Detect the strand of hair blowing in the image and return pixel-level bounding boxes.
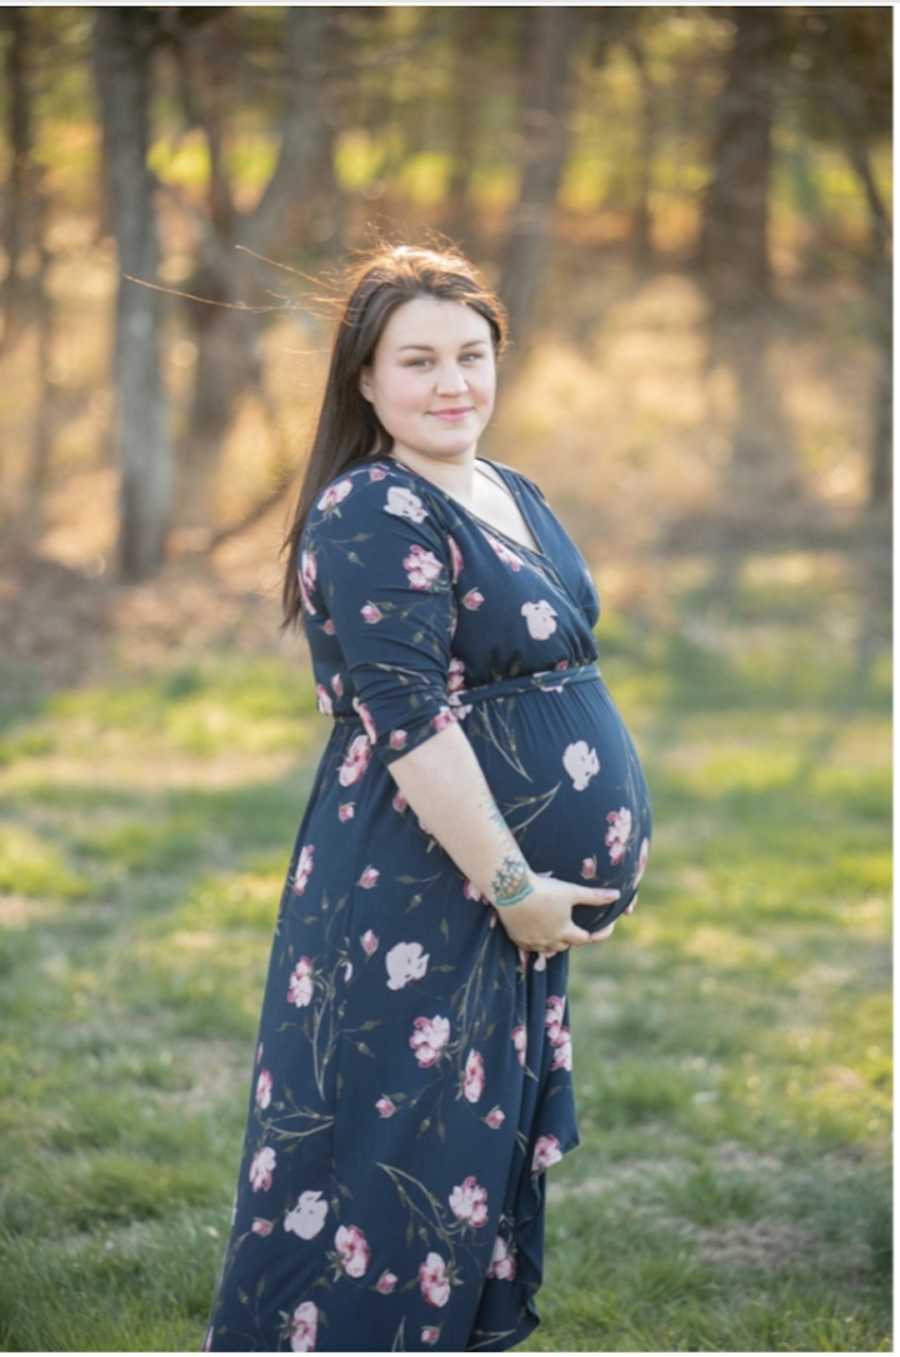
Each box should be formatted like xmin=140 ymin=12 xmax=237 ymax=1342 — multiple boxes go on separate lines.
xmin=278 ymin=236 xmax=508 ymax=636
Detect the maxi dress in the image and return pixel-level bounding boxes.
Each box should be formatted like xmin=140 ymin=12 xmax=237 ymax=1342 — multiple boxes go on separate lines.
xmin=204 ymin=454 xmax=653 ymax=1354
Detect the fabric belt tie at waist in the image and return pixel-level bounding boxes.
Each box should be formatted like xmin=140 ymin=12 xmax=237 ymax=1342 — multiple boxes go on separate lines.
xmin=329 ymin=660 xmax=601 ymax=724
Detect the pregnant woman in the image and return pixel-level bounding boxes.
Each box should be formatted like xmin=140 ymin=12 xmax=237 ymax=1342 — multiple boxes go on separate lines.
xmin=204 ymin=242 xmax=652 ymax=1353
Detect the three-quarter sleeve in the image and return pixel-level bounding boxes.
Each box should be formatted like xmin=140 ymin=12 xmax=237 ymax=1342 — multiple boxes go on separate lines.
xmin=300 ymin=467 xmax=462 ymax=767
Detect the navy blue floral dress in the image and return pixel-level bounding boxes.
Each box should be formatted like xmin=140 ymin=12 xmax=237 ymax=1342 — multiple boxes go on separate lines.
xmin=204 ymin=455 xmax=652 ymax=1353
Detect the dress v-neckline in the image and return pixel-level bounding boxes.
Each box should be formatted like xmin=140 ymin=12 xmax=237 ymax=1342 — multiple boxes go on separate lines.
xmin=382 ymin=455 xmax=550 ymax=560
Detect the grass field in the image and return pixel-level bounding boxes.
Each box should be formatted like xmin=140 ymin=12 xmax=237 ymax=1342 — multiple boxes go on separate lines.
xmin=0 ymin=580 xmax=890 ymax=1353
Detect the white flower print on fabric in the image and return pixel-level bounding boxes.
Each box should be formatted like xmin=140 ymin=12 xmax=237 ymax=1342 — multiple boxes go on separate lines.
xmin=418 ymin=1251 xmax=451 ymax=1307
xmin=252 ymin=1217 xmax=274 ymax=1236
xmin=410 ymin=1014 xmax=450 ymax=1067
xmin=255 ymin=1069 xmax=273 ymax=1109
xmin=448 ymin=1174 xmax=488 ymax=1228
xmin=375 ymin=1095 xmax=397 ymax=1118
xmin=386 ymin=941 xmax=430 ymax=990
xmin=511 ymin=1024 xmax=527 ymax=1067
xmin=284 ymin=1190 xmax=329 ymax=1241
xmin=422 ymin=1325 xmax=441 ymax=1345
xmin=289 ymin=1300 xmax=318 ymax=1353
xmin=315 ymin=683 xmax=333 ymax=716
xmin=545 ymin=996 xmax=566 ymax=1044
xmin=335 ymin=1224 xmax=371 ymax=1278
xmin=249 ymin=1146 xmax=276 ymax=1192
xmin=484 ymin=1105 xmax=505 ymax=1129
xmin=605 ymin=805 xmax=633 ymax=865
xmin=484 ymin=532 xmax=524 ymax=572
xmin=287 ymin=956 xmax=315 ymax=1009
xmin=292 ymin=844 xmax=314 ymax=894
xmin=521 ymin=599 xmax=558 ymax=639
xmin=383 ymin=483 xmax=430 ymax=525
xmin=563 ymin=739 xmax=601 ymax=791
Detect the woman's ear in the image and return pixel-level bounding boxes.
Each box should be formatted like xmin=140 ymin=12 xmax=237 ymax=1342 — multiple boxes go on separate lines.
xmin=358 ymin=366 xmax=372 ymax=404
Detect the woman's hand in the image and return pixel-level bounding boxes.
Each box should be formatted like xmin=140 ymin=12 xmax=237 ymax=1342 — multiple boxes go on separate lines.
xmin=494 ymin=873 xmax=622 ymax=956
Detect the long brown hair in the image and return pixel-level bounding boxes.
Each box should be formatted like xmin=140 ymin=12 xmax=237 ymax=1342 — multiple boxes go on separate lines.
xmin=278 ymin=241 xmax=509 ymax=635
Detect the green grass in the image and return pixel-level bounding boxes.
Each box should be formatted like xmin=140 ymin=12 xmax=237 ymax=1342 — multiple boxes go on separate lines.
xmin=0 ymin=597 xmax=890 ymax=1352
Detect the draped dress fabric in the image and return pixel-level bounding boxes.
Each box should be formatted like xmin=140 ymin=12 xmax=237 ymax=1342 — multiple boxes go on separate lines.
xmin=203 ymin=455 xmax=653 ymax=1353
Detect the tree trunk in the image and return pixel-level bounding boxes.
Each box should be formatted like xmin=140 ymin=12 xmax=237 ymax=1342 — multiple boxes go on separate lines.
xmin=698 ymin=7 xmax=775 ymax=306
xmin=0 ymin=10 xmax=30 ymax=355
xmin=93 ymin=8 xmax=172 ymax=580
xmin=497 ymin=6 xmax=583 ymax=363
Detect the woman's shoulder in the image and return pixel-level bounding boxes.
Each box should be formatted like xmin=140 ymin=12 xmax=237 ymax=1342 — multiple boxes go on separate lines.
xmin=303 ymin=457 xmax=450 ymax=551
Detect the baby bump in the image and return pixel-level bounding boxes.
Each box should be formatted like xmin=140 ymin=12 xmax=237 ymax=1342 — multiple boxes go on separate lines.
xmin=461 ymin=678 xmax=653 ymax=934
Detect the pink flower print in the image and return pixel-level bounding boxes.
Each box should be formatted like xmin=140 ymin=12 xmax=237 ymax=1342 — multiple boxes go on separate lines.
xmin=545 ymin=995 xmax=566 ymax=1044
xmin=511 ymin=1024 xmax=527 ymax=1067
xmin=330 ymin=672 xmax=344 ymax=698
xmin=299 ymin=550 xmax=318 ymax=615
xmin=461 ymin=588 xmax=485 ymax=610
xmin=314 ymin=684 xmax=333 ymax=716
xmin=404 ymin=543 xmax=444 ymax=590
xmin=255 ymin=1068 xmax=273 ymax=1109
xmin=634 ymin=836 xmax=650 ymax=887
xmin=386 ymin=940 xmax=430 ymax=990
xmin=422 ymin=1326 xmax=441 ymax=1345
xmin=532 ymin=1134 xmax=563 ymax=1172
xmin=343 ymin=960 xmax=353 ymax=982
xmin=448 ymin=533 xmax=463 ymax=582
xmin=485 ymin=1105 xmax=505 ymax=1129
xmin=488 ymin=531 xmax=523 ymax=569
xmin=463 ymin=878 xmax=489 ymax=905
xmin=361 ymin=602 xmax=384 ymax=625
xmin=292 ymin=844 xmax=314 ymax=894
xmin=335 ymin=1224 xmax=371 ymax=1278
xmin=357 ymin=865 xmax=380 ymax=889
xmin=418 ymin=1251 xmax=451 ymax=1307
xmin=360 ymin=928 xmax=379 ymax=957
xmin=605 ymin=805 xmax=633 ymax=865
xmin=249 ymin=1145 xmax=276 ymax=1192
xmin=352 ymin=697 xmax=377 ymax=744
xmin=563 ymin=739 xmax=600 ymax=792
xmin=284 ymin=1189 xmax=328 ymax=1240
xmin=339 ymin=733 xmax=371 ymax=787
xmin=369 ymin=464 xmax=388 ymax=481
xmin=375 ymin=1095 xmax=396 ymax=1118
xmin=431 ymin=705 xmax=461 ymax=735
xmin=287 ymin=956 xmax=315 ymax=1009
xmin=486 ymin=1234 xmax=516 ymax=1280
xmin=317 ymin=478 xmax=353 ymax=512
xmin=533 ymin=951 xmax=547 ymax=972
xmin=448 ymin=656 xmax=466 ymax=693
xmin=289 ymin=1300 xmax=318 ymax=1353
xmin=323 ymin=618 xmax=336 ymax=635
xmin=388 ymin=728 xmax=409 ymax=753
xmin=463 ymin=1048 xmax=485 ymax=1103
xmin=391 ymin=788 xmax=408 ymax=812
xmin=581 ymin=854 xmax=597 ymax=879
xmin=375 ymin=1269 xmax=398 ymax=1294
xmin=449 ymin=1174 xmax=488 ymax=1228
xmin=550 ymin=1028 xmax=572 ymax=1071
xmin=252 ymin=1217 xmax=274 ymax=1236
xmin=338 ymin=801 xmax=355 ymax=822
xmin=410 ymin=1014 xmax=450 ymax=1068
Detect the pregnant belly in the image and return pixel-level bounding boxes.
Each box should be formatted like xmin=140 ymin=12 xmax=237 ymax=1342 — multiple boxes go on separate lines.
xmin=460 ymin=676 xmax=653 ymax=934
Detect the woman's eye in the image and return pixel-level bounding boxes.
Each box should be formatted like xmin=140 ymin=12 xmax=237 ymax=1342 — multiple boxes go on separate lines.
xmin=405 ymin=353 xmax=483 ymax=368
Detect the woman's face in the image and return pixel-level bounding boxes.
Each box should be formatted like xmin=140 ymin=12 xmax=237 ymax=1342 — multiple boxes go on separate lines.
xmin=358 ymin=295 xmax=496 ymax=463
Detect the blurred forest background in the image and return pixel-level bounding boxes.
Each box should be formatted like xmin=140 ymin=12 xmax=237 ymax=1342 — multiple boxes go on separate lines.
xmin=0 ymin=4 xmax=891 ymax=688
xmin=0 ymin=7 xmax=892 ymax=1353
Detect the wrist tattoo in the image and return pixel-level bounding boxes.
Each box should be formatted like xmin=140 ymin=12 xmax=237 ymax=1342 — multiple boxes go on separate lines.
xmin=491 ymin=853 xmax=534 ymax=908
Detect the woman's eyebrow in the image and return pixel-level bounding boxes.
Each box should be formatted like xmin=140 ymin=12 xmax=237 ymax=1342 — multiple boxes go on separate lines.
xmin=396 ymin=340 xmax=487 ymax=352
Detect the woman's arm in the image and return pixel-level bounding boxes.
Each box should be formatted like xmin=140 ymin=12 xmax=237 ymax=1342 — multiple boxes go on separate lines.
xmin=386 ymin=719 xmax=535 ymax=908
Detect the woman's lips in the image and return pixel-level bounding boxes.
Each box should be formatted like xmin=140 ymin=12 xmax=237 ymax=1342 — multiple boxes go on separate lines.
xmin=431 ymin=408 xmax=473 ymax=421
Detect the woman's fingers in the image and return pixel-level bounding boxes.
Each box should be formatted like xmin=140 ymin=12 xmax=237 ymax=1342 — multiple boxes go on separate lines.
xmin=624 ymin=892 xmax=640 ymax=916
xmin=588 ymin=920 xmax=617 ymax=943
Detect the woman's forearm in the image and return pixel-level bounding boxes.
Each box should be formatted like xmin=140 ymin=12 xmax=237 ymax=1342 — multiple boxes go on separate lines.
xmin=385 ymin=721 xmax=535 ymax=908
